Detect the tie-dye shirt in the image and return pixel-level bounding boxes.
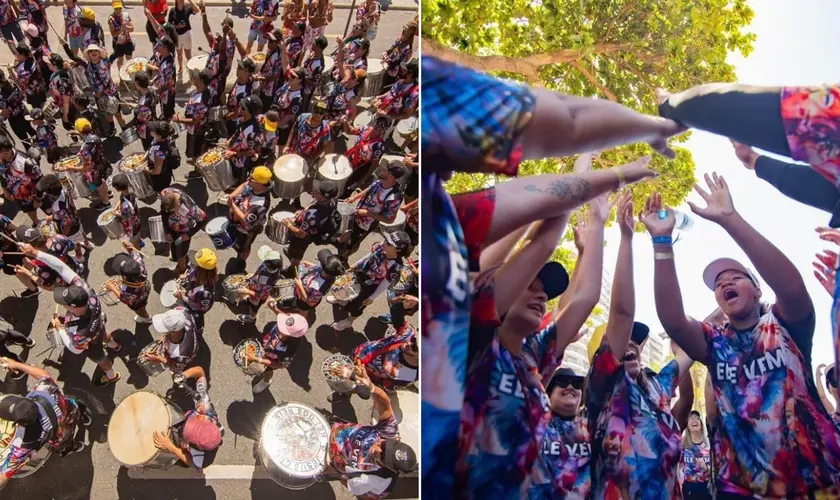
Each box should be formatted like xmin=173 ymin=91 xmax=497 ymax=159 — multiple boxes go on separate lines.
xmin=248 ymin=0 xmax=278 ymax=31
xmin=353 ymin=323 xmax=417 ymax=389
xmin=161 ymin=188 xmax=207 ymax=235
xmin=527 ymin=412 xmax=592 ymax=500
xmin=377 ymin=80 xmax=418 ymax=117
xmin=153 ymin=55 xmax=176 ymax=104
xmin=330 ymin=414 xmax=398 ymax=473
xmin=230 ymin=184 xmax=269 ymax=233
xmin=245 ymin=263 xmax=282 ymax=304
xmin=85 ymin=59 xmax=116 ymax=97
xmin=1 ymin=153 xmax=41 ymax=201
xmin=382 ymin=40 xmax=412 ymax=77
xmin=272 ymin=83 xmax=302 ymax=127
xmin=345 ymin=125 xmax=385 ymax=170
xmin=587 ymin=347 xmax=682 ymax=500
xmin=355 ymin=243 xmax=402 ymax=287
xmin=184 ymin=88 xmax=212 ymax=135
xmin=64 ymin=4 xmax=83 ymax=38
xmin=15 ymin=58 xmax=44 ymax=98
xmin=702 ymin=307 xmax=840 ymax=497
xmin=301 ymin=52 xmax=324 ymax=93
xmin=48 ymin=72 xmax=74 ymax=110
xmin=34 ymin=122 xmax=57 ymax=151
xmin=291 ymin=113 xmax=331 ymax=159
xmin=259 ymin=49 xmax=283 ymax=97
xmin=0 ymin=0 xmax=14 ymax=26
xmin=421 ymin=56 xmax=535 ymax=498
xmin=118 ymin=193 xmax=140 ymax=237
xmin=296 ymin=262 xmax=333 ymax=307
xmin=183 ymin=266 xmax=215 ymax=314
xmin=780 ymin=85 xmax=840 ymax=189
xmin=229 ymin=118 xmax=261 ymax=170
xmin=0 ymin=84 xmax=26 ymax=117
xmin=134 ymin=90 xmax=158 ymax=138
xmin=355 ymin=180 xmax=402 ymax=231
xmin=260 ymin=324 xmax=300 ymax=368
xmin=680 ymin=442 xmax=711 ymax=484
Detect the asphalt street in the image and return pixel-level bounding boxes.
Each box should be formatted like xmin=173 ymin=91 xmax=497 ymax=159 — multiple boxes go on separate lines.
xmin=0 ymin=2 xmax=418 ymax=499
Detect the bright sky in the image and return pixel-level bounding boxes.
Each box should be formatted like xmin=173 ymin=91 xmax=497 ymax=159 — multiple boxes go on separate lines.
xmin=600 ymin=0 xmax=840 ymax=372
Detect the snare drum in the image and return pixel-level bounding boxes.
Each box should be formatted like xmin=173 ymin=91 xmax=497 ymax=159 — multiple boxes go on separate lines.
xmin=272 ymin=155 xmax=308 ymax=199
xmin=186 ymin=54 xmax=208 ymax=82
xmin=108 ymin=392 xmax=185 ymax=469
xmin=233 ymin=339 xmax=267 ymax=376
xmin=259 ymin=402 xmax=330 ymax=489
xmin=321 ymin=354 xmax=355 ymax=393
xmin=42 ymin=96 xmax=60 ymax=119
xmin=138 ymin=340 xmax=166 ymax=376
xmin=205 ymin=217 xmax=236 ymax=250
xmin=361 ymin=58 xmax=386 ymax=97
xmin=330 ymin=273 xmax=361 ymax=302
xmin=97 ymin=277 xmax=122 ymax=306
xmin=221 ymin=274 xmax=248 ymax=304
xmin=267 ymin=211 xmax=294 ymax=245
xmin=120 ymin=57 xmax=149 ymax=83
xmin=97 ymin=95 xmax=119 ymax=115
xmin=393 ymin=117 xmax=418 ymax=150
xmin=0 ymin=398 xmax=52 ymax=478
xmin=272 ymin=279 xmax=295 ymax=301
xmin=315 ymin=154 xmax=353 ymax=194
xmin=379 ymin=210 xmax=406 ymax=235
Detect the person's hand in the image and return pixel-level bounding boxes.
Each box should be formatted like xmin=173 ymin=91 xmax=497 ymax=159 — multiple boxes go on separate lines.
xmin=588 ymin=191 xmax=612 ymax=225
xmin=817 ymin=227 xmax=840 ymax=246
xmin=107 ymin=282 xmax=119 ymax=294
xmin=120 ymin=240 xmax=134 ymax=251
xmin=198 ymin=0 xmax=205 ymax=13
xmin=813 ymin=248 xmax=837 ymax=296
xmin=282 ymin=217 xmax=294 ymax=227
xmin=356 ymin=208 xmax=370 ymax=217
xmin=818 ymin=363 xmax=827 ymax=375
xmin=282 ymin=146 xmax=291 ymax=154
xmin=224 ymin=149 xmax=236 ymax=159
xmin=613 ymin=155 xmax=656 ymax=186
xmin=731 ymin=140 xmax=759 ymax=170
xmin=402 ymin=295 xmax=418 ymax=309
xmin=335 ymin=36 xmax=343 ymax=47
xmin=687 ymin=172 xmax=737 ymax=224
xmin=646 ymin=119 xmax=686 ymax=159
xmin=153 ymin=431 xmax=173 ymax=451
xmin=245 ymin=353 xmax=257 ymax=362
xmin=175 ymin=289 xmax=185 ymax=300
xmin=615 ymin=190 xmax=635 ymax=237
xmin=639 ymin=191 xmax=675 ymax=238
xmin=19 ymin=243 xmax=37 ymax=258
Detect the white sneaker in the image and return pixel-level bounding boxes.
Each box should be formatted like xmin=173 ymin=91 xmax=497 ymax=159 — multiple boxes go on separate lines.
xmin=252 ymin=377 xmax=271 ymax=394
xmin=217 ymin=194 xmax=229 ymax=206
xmin=332 ymin=319 xmax=353 ymax=331
xmin=134 ymin=315 xmax=152 ymax=324
xmin=325 ymin=295 xmax=340 ymax=305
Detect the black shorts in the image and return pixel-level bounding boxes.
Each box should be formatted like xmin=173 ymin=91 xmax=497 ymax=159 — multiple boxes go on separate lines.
xmin=112 ymin=41 xmax=135 ymax=58
xmin=186 ymin=131 xmax=205 ymax=159
xmin=233 ymin=228 xmax=258 ymax=254
xmin=16 ymin=198 xmax=37 ymax=213
xmin=161 ymin=92 xmax=176 ymax=119
xmin=285 ymin=234 xmax=311 ymax=260
xmin=83 ymin=336 xmax=107 ymax=364
xmin=1 ymin=252 xmax=23 ymax=275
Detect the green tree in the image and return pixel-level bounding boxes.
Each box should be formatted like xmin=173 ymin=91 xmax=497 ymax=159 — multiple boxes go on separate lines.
xmin=428 ymin=0 xmax=755 ymax=279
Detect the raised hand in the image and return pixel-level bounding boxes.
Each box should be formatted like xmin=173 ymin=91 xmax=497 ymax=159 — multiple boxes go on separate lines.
xmin=647 ymin=119 xmax=686 ymax=159
xmin=731 ymin=140 xmax=758 ymax=170
xmin=615 ymin=190 xmax=635 ymax=237
xmin=813 ymin=248 xmax=837 ymax=296
xmin=817 ymin=227 xmax=840 ymax=246
xmin=588 ymin=191 xmax=613 ymax=225
xmin=687 ymin=172 xmax=736 ymax=224
xmin=640 ymin=191 xmax=675 ymax=237
xmin=614 ymin=155 xmax=655 ymax=186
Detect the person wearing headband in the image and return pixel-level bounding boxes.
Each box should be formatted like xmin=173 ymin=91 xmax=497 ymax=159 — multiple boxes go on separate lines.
xmin=228 ymin=166 xmax=272 ymax=262
xmin=325 ymin=37 xmax=363 ymax=130
xmin=643 ymin=172 xmax=839 ymax=498
xmin=527 ymin=366 xmax=590 ymax=499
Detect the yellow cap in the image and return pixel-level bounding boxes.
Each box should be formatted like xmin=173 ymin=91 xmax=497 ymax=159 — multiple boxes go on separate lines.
xmin=263 ymin=118 xmax=277 ymax=133
xmin=81 ymin=7 xmax=95 ymax=20
xmin=194 ymin=248 xmax=217 ymax=270
xmin=251 ymin=166 xmax=272 ymax=184
xmin=74 ymin=118 xmax=91 ymax=133
xmin=587 ymin=324 xmax=608 ymax=363
xmin=112 ymin=1 xmax=123 ymax=8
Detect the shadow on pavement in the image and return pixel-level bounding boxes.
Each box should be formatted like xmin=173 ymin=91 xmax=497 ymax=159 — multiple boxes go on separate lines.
xmin=116 ymin=467 xmax=217 ymax=500
xmin=5 ymin=445 xmax=94 ymax=500
xmin=219 ymin=318 xmax=255 ymax=346
xmin=0 ymin=296 xmax=39 ymax=337
xmin=77 ymin=207 xmax=108 ymax=246
xmin=313 ymin=324 xmax=338 ymax=353
xmin=225 ymin=390 xmax=277 ymax=441
xmin=248 ymin=466 xmax=338 ymax=500
xmin=361 ymin=317 xmax=389 ymax=341
xmin=286 ymin=338 xmax=313 ymax=392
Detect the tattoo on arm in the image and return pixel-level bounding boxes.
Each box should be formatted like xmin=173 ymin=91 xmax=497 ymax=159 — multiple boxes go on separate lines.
xmin=524 ymin=177 xmax=591 ymax=202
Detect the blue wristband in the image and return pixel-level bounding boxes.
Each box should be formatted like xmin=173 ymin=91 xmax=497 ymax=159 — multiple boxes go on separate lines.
xmin=652 ymin=235 xmax=672 ymax=245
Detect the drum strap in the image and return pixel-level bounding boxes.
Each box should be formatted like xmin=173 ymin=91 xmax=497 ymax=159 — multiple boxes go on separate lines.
xmin=30 ymin=394 xmax=60 ymax=443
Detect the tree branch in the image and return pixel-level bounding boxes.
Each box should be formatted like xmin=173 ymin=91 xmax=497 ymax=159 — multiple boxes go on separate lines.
xmin=423 ymin=38 xmax=635 ymax=76
xmin=615 ymin=59 xmax=657 ymax=97
xmin=571 ymin=60 xmax=616 ymax=101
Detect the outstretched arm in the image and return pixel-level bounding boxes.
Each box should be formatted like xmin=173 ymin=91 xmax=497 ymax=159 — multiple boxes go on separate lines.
xmin=603 ymin=192 xmax=636 ymax=360
xmin=689 ymin=172 xmax=813 ymax=323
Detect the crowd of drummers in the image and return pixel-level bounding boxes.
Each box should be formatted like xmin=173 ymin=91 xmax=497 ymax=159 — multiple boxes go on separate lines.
xmin=0 ymin=0 xmax=418 ymax=496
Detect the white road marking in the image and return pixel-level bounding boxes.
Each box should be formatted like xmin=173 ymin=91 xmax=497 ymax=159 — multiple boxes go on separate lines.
xmin=127 ymin=464 xmax=274 ymax=480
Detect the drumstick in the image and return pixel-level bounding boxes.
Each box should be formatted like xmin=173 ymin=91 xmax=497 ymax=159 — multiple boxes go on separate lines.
xmin=1 ymin=252 xmax=23 ymax=255
xmin=0 ymin=232 xmax=20 ymax=247
xmin=46 ymin=19 xmax=63 ymax=41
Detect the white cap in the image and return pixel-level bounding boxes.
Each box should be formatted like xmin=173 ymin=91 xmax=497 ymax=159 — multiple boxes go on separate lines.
xmin=702 ymin=257 xmax=759 ymax=291
xmin=152 ymin=309 xmax=187 ymax=333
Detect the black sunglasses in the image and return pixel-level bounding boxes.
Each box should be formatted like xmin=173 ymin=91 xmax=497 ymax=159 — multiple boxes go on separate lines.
xmin=554 ymin=378 xmax=584 ymax=391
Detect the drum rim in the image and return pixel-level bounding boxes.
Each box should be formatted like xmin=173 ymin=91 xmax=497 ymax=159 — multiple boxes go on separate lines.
xmin=107 ymin=391 xmax=173 ymax=466
xmin=206 ymin=217 xmax=229 ymax=233
xmin=259 ymin=401 xmax=330 ymax=479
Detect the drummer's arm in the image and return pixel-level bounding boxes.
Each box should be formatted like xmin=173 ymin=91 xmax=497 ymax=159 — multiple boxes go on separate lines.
xmin=346 ymin=187 xmax=368 ymax=203
xmin=62 ymin=43 xmax=86 ymax=66
xmin=371 ymin=385 xmax=394 ymax=422
xmin=200 ymin=9 xmax=213 ymax=45
xmin=1 ymin=358 xmax=50 ymax=380
xmin=150 ymin=156 xmax=164 ymax=175
xmin=108 ymin=18 xmax=118 ymax=38
xmin=28 ymin=249 xmax=80 ymax=285
xmin=233 ymin=38 xmax=247 ymax=58
xmin=144 ymin=6 xmax=162 ymax=33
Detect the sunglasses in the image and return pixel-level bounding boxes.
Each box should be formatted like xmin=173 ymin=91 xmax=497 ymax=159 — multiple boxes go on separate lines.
xmin=553 ymin=378 xmax=584 ymax=391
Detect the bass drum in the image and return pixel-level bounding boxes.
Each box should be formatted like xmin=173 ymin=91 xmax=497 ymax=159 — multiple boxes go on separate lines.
xmin=108 ymin=391 xmax=185 ymax=469
xmin=259 ymin=402 xmax=330 ymax=489
xmin=0 ymin=395 xmax=52 ymax=479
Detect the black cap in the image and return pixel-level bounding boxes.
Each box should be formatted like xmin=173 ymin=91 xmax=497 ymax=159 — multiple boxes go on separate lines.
xmin=49 ymin=53 xmax=65 ymax=69
xmin=383 ymin=231 xmax=411 ymax=251
xmin=631 ymin=321 xmax=650 ymax=345
xmin=828 ymin=366 xmax=837 ymax=388
xmin=385 ymin=162 xmax=406 ymax=179
xmin=15 ymin=225 xmax=40 ymax=243
xmin=546 ymin=366 xmax=584 ymax=394
xmin=240 ymin=95 xmax=262 ymax=116
xmin=316 ymin=248 xmax=334 ymax=267
xmin=237 ymin=58 xmax=256 ymax=73
xmin=54 ymin=285 xmax=90 ymax=307
xmin=111 ymin=173 xmax=130 ymax=190
xmin=314 ymin=180 xmax=338 ymax=199
xmin=25 ymin=108 xmax=44 ymax=121
xmin=689 ymin=409 xmax=702 ymax=417
xmin=112 ymin=253 xmax=143 ymax=279
xmin=159 ymin=35 xmax=176 ymax=52
xmin=0 ymin=395 xmax=38 ymax=424
xmin=536 ymin=262 xmax=569 ymax=300
xmin=381 ymin=439 xmax=416 ymax=473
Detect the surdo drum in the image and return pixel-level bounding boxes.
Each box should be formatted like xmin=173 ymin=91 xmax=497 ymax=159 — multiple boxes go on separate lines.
xmin=258 ymin=402 xmax=331 ymax=489
xmin=205 ymin=217 xmax=236 ymax=250
xmin=315 ymin=154 xmax=353 ymax=194
xmin=108 ymin=391 xmax=185 ymax=469
xmin=361 ymin=58 xmax=386 ymax=97
xmin=272 ymin=155 xmax=309 ymax=199
xmin=267 ymin=211 xmax=294 ymax=245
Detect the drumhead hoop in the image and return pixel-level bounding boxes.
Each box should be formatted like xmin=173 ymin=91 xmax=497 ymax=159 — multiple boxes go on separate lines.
xmin=273 ymin=155 xmax=307 ymax=181
xmin=108 ymin=391 xmax=171 ymax=466
xmin=260 ymin=402 xmax=330 ymax=480
xmin=272 ymin=211 xmax=294 ymax=223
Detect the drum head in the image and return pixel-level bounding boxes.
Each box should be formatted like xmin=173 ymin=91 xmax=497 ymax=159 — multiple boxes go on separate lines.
xmin=367 ymin=58 xmax=385 ymax=73
xmin=352 ymin=111 xmax=374 ymax=129
xmin=316 ymin=154 xmax=352 ymax=181
xmin=187 ymin=54 xmax=208 ymax=70
xmin=260 ymin=403 xmax=330 ymax=480
xmin=233 ymin=339 xmax=265 ymax=375
xmin=321 ymin=354 xmax=353 ymax=381
xmin=323 ymin=56 xmax=334 ymax=72
xmin=273 ymin=155 xmax=307 ymax=182
xmin=108 ymin=392 xmax=171 ymax=466
xmin=272 ymin=211 xmax=294 ymax=223
xmin=206 ymin=217 xmax=228 ymax=235
xmin=372 ymin=391 xmax=418 ymax=456
xmin=97 ymin=210 xmax=117 ymax=225
xmin=397 ymin=117 xmax=418 ymax=135
xmin=160 ymin=280 xmax=179 ymax=308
